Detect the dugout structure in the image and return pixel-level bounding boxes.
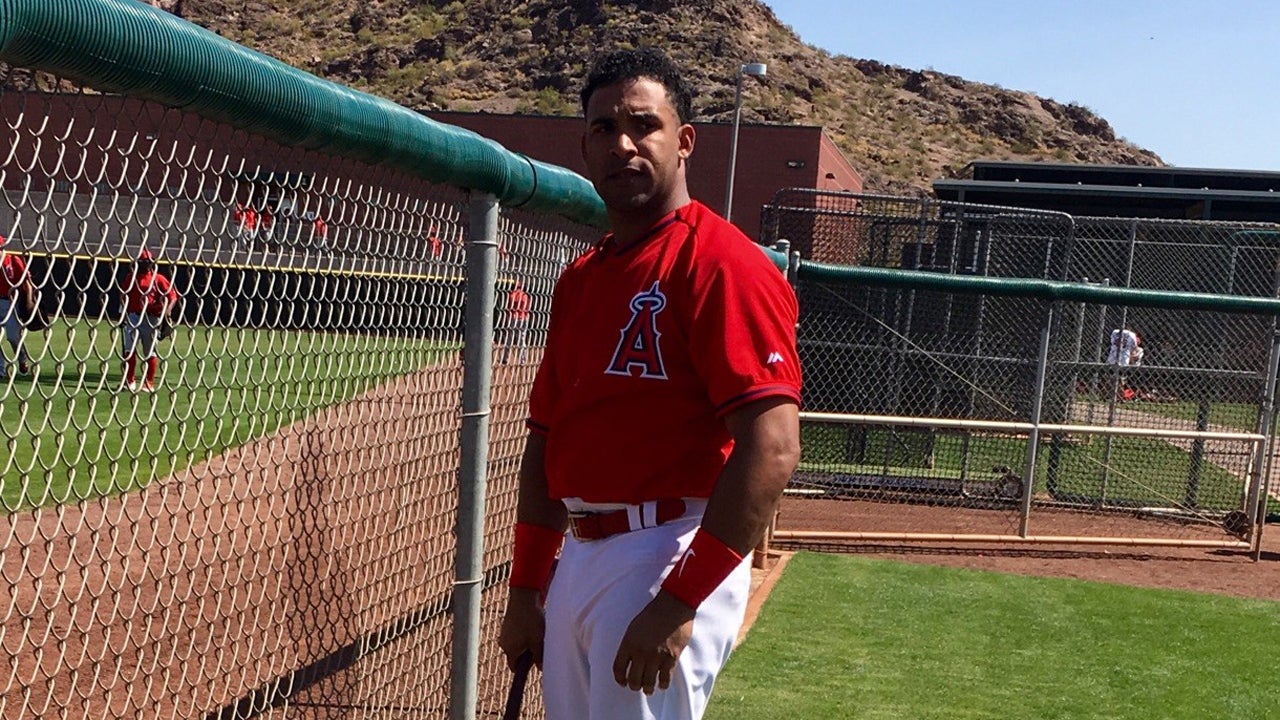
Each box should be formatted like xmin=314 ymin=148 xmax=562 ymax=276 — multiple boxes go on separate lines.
xmin=763 ymin=190 xmax=1279 ymax=550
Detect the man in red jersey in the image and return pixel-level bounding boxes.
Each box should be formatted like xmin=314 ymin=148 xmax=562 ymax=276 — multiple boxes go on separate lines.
xmin=500 ymin=279 xmax=533 ymax=365
xmin=498 ymin=48 xmax=801 ymax=720
xmin=117 ymin=249 xmax=180 ymax=393
xmin=0 ymin=235 xmax=36 ymax=376
xmin=232 ymin=203 xmax=258 ymax=243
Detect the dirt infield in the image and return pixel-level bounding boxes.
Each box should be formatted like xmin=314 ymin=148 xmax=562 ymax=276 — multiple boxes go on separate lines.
xmin=0 ymin=357 xmax=543 ymax=719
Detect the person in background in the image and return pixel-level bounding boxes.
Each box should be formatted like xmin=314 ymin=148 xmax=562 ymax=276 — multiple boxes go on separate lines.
xmin=428 ymin=228 xmax=443 ymax=260
xmin=1107 ymin=326 xmax=1141 ymax=401
xmin=312 ymin=214 xmax=328 ymax=248
xmin=118 ymin=248 xmax=180 ymax=393
xmin=259 ymin=207 xmax=275 ymax=242
xmin=0 ymin=234 xmax=34 ymax=376
xmin=232 ymin=203 xmax=258 ymax=242
xmin=1107 ymin=326 xmax=1139 ymax=366
xmin=500 ymin=280 xmax=532 ymax=365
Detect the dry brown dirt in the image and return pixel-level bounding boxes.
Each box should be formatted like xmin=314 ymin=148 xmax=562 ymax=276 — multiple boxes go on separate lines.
xmin=765 ymin=497 xmax=1280 ymax=603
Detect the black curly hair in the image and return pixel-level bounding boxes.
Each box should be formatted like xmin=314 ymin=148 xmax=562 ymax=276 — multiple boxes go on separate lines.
xmin=580 ymin=47 xmax=695 ymax=125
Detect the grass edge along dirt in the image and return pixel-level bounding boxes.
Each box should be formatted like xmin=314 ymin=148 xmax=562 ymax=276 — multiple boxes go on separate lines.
xmin=1 ymin=317 xmax=458 ymax=511
xmin=708 ymin=552 xmax=1280 ymax=720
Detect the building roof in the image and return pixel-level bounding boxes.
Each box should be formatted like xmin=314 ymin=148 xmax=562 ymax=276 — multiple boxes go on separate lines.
xmin=935 ymin=161 xmax=1280 ymax=221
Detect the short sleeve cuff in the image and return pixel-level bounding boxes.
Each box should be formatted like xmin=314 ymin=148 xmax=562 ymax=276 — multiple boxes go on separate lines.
xmin=714 ymin=384 xmax=801 ymax=417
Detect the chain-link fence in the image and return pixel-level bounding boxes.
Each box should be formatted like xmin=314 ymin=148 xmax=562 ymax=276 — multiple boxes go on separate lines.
xmin=765 ymin=191 xmax=1278 ymax=550
xmin=0 ymin=57 xmax=597 ymax=717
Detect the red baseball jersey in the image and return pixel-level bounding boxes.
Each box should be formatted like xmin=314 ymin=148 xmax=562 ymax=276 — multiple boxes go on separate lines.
xmin=528 ymin=200 xmax=801 ymax=504
xmin=120 ymin=270 xmax=178 ymax=316
xmin=1 ymin=253 xmax=26 ymax=297
xmin=507 ymin=286 xmax=532 ymax=322
xmin=233 ymin=206 xmax=258 ymax=230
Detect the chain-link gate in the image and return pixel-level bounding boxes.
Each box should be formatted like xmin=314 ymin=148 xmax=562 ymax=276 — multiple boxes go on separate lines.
xmin=764 ymin=190 xmax=1277 ymax=551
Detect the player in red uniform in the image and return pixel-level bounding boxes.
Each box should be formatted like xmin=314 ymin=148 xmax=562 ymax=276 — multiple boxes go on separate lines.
xmin=498 ymin=49 xmax=802 ymax=720
xmin=0 ymin=235 xmax=35 ymax=376
xmin=117 ymin=249 xmax=180 ymax=393
xmin=500 ymin=280 xmax=532 ymax=365
xmin=232 ymin=203 xmax=258 ymax=243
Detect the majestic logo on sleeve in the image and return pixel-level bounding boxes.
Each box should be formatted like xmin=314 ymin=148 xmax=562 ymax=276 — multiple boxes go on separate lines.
xmin=605 ymin=281 xmax=668 ymax=380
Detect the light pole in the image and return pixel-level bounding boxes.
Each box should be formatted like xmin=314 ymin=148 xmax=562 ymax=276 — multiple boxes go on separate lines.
xmin=724 ymin=62 xmax=767 ymax=224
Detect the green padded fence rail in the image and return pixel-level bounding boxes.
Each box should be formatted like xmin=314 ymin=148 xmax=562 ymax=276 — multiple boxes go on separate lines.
xmin=758 ymin=244 xmax=786 ymax=271
xmin=801 ymin=261 xmax=1280 ymax=316
xmin=0 ymin=0 xmax=609 ymax=228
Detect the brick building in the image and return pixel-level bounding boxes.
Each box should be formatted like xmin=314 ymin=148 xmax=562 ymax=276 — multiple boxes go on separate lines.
xmin=425 ymin=111 xmax=862 ymax=240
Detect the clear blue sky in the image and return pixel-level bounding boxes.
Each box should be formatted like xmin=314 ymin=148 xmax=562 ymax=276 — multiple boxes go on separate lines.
xmin=766 ymin=0 xmax=1280 ymax=171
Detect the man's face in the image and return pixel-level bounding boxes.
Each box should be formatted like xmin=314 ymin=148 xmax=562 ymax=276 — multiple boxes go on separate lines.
xmin=581 ymin=77 xmax=694 ymax=215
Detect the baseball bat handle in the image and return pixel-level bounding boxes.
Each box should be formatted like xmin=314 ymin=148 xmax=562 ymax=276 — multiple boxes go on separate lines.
xmin=502 ymin=650 xmax=534 ymax=720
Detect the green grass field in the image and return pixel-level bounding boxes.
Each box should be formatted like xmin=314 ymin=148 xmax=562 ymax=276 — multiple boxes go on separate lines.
xmin=800 ymin=424 xmax=1246 ymax=511
xmin=1124 ymin=399 xmax=1260 ymax=433
xmin=1 ymin=318 xmax=456 ymax=510
xmin=708 ymin=553 xmax=1280 ymax=720
xmin=1069 ymin=391 xmax=1261 ymax=434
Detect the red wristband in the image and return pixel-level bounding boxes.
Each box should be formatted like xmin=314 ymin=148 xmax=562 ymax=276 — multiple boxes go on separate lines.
xmin=509 ymin=522 xmax=563 ymax=591
xmin=660 ymin=528 xmax=745 ymax=610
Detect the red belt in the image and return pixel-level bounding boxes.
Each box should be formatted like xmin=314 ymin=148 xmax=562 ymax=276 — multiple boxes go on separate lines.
xmin=568 ymin=500 xmax=687 ymax=541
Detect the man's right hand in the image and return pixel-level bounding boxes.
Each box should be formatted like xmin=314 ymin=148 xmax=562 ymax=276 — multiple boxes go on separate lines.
xmin=498 ymin=587 xmax=546 ymax=671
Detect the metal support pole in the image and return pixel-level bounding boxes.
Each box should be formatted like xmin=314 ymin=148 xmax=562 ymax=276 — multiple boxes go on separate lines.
xmin=1246 ymin=259 xmax=1280 ymax=559
xmin=1247 ymin=328 xmax=1278 ymax=552
xmin=724 ymin=62 xmax=765 ymax=224
xmin=1087 ymin=278 xmax=1110 ymax=427
xmin=1048 ymin=278 xmax=1092 ymax=496
xmin=724 ymin=75 xmax=745 ymax=223
xmin=449 ymin=193 xmax=500 ymax=720
xmin=1019 ymin=304 xmax=1054 ymax=537
xmin=1185 ymin=400 xmax=1209 ymax=509
xmin=1254 ymin=414 xmax=1277 ymax=562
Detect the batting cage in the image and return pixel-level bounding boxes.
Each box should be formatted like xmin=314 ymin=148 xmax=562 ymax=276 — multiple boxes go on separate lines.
xmin=763 ymin=190 xmax=1278 ymax=552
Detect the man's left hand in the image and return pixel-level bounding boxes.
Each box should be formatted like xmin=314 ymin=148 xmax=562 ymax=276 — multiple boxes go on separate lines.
xmin=612 ymin=591 xmax=696 ymax=695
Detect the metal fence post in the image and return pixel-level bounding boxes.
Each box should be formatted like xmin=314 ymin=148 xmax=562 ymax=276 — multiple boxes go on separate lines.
xmin=1020 ymin=304 xmax=1054 ymax=537
xmin=449 ymin=192 xmax=500 ymax=720
xmin=1248 ymin=327 xmax=1280 ymax=559
xmin=1246 ymin=259 xmax=1280 ymax=559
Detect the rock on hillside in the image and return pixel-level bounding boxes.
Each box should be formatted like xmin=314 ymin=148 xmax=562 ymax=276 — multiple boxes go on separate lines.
xmin=150 ymin=0 xmax=1161 ymax=193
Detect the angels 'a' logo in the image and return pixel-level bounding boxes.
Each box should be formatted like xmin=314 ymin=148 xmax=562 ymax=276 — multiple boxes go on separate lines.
xmin=605 ymin=281 xmax=668 ymax=379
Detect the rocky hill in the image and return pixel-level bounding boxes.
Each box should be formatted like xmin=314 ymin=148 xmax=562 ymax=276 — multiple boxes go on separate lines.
xmin=150 ymin=0 xmax=1162 ymax=194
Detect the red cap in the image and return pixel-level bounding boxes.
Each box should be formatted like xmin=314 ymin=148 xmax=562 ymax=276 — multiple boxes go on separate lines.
xmin=0 ymin=234 xmax=6 ymax=248
xmin=138 ymin=248 xmax=154 ymax=260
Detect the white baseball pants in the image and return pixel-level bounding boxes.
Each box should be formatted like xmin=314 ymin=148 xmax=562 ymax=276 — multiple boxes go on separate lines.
xmin=542 ymin=507 xmax=750 ymax=720
xmin=0 ymin=298 xmax=28 ymax=372
xmin=121 ymin=312 xmax=160 ymax=361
